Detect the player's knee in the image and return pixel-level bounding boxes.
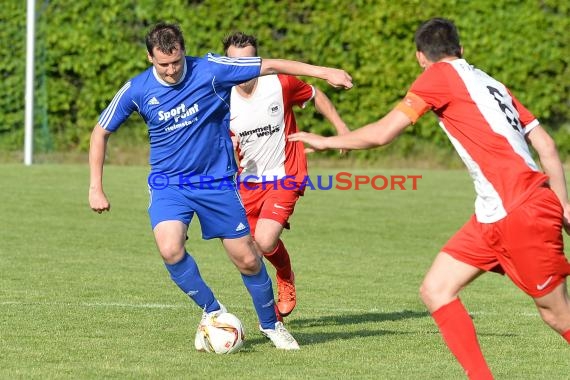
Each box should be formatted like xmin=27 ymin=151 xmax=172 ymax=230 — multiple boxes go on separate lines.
xmin=419 ymin=280 xmax=454 ymax=311
xmin=419 ymin=282 xmax=433 ymax=305
xmin=537 ymin=307 xmax=565 ymax=332
xmin=236 ymin=254 xmax=261 ymax=274
xmin=257 ymin=238 xmax=278 ymax=254
xmin=157 ymin=244 xmax=185 ymax=264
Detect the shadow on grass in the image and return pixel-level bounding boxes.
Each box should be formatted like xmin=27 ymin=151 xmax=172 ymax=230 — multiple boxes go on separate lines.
xmin=240 ymin=310 xmax=518 ymax=350
xmin=244 ymin=328 xmax=414 ymax=349
xmin=243 ymin=310 xmax=429 ymax=349
xmin=290 ymin=310 xmax=429 ymax=328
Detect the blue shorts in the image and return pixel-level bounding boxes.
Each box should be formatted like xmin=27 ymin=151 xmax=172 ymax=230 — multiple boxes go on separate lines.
xmin=148 ymin=179 xmax=250 ymax=240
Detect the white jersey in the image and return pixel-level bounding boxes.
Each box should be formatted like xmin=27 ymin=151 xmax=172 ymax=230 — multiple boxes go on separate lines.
xmin=229 ymin=74 xmax=314 ymax=183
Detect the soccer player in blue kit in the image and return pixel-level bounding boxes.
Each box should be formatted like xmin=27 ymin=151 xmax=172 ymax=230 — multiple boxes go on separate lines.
xmin=88 ymin=22 xmax=352 ymax=350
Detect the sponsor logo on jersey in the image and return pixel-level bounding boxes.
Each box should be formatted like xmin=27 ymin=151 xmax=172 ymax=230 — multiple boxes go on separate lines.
xmin=238 ymin=124 xmax=280 ymax=139
xmin=158 ymin=102 xmax=199 ymax=123
xmin=268 ymin=102 xmax=281 ymax=116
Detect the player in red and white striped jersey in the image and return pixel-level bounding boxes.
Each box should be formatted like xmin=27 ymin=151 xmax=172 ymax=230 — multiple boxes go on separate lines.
xmin=223 ymin=32 xmax=349 ymax=318
xmin=290 ymin=18 xmax=570 ymax=379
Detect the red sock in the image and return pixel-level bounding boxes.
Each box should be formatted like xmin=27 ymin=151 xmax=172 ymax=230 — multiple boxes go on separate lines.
xmin=563 ymin=329 xmax=570 ymax=344
xmin=431 ymin=298 xmax=493 ymax=380
xmin=263 ymin=239 xmax=291 ymax=278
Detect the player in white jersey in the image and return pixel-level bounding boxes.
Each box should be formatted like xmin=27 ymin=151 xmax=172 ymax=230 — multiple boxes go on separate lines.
xmin=89 ymin=22 xmax=352 ymax=350
xmin=290 ymin=18 xmax=570 ymax=378
xmin=223 ymin=32 xmax=349 ymax=318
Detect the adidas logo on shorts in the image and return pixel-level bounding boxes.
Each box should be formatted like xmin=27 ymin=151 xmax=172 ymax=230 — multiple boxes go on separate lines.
xmin=235 ymin=222 xmax=246 ymax=232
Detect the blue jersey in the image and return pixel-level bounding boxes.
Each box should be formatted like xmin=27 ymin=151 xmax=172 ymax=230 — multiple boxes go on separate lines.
xmin=98 ymin=53 xmax=261 ymax=184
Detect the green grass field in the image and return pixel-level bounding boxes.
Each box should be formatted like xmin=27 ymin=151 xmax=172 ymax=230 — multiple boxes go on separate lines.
xmin=1 ymin=164 xmax=569 ymax=379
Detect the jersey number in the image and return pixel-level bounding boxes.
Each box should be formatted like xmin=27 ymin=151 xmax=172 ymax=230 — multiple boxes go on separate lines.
xmin=486 ymin=86 xmax=522 ymax=133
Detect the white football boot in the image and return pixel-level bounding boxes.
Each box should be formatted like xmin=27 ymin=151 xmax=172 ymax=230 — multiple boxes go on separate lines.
xmin=259 ymin=321 xmax=300 ymax=350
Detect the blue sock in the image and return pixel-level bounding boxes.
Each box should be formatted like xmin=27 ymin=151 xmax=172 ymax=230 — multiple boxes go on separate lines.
xmin=165 ymin=252 xmax=220 ymax=313
xmin=241 ymin=261 xmax=277 ymax=329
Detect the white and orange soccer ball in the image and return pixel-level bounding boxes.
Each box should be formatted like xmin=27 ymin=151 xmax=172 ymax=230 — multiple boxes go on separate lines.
xmin=195 ymin=312 xmax=245 ymax=354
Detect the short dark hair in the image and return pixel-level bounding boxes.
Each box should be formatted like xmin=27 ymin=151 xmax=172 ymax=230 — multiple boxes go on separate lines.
xmin=414 ymin=18 xmax=462 ymax=61
xmin=222 ymin=32 xmax=258 ymax=55
xmin=145 ymin=22 xmax=185 ymax=56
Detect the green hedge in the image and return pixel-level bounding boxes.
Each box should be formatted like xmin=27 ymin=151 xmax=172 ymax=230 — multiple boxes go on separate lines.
xmin=1 ymin=0 xmax=569 ymax=160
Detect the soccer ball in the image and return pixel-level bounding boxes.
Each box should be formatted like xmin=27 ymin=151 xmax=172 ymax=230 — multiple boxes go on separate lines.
xmin=195 ymin=312 xmax=245 ymax=354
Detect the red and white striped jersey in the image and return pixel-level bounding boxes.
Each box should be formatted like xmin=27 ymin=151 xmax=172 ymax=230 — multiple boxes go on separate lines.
xmin=398 ymin=59 xmax=547 ymax=223
xmin=229 ymin=74 xmax=315 ymax=183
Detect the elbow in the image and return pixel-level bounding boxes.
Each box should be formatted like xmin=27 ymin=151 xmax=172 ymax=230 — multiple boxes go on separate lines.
xmin=538 ymin=142 xmax=561 ymax=166
xmin=90 ymin=125 xmax=111 ymax=146
xmin=541 ymin=135 xmax=559 ymax=157
xmin=374 ymin=130 xmax=399 ymax=147
xmin=260 ymin=59 xmax=278 ymax=76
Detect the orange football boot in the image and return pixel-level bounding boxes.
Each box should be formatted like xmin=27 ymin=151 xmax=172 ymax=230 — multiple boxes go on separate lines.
xmin=276 ymin=271 xmax=296 ymax=317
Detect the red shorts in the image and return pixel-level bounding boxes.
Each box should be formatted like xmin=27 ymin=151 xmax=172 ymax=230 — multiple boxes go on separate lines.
xmin=239 ymin=181 xmax=303 ymax=237
xmin=443 ymin=186 xmax=570 ymax=297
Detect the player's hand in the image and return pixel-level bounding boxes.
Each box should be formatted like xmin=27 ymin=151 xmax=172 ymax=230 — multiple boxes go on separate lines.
xmin=325 ymin=68 xmax=353 ymax=89
xmin=89 ymin=187 xmax=111 ymax=214
xmin=289 ymin=131 xmax=330 ymax=153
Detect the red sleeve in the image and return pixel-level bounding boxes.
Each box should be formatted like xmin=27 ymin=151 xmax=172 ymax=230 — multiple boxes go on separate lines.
xmin=278 ymin=74 xmax=314 ymax=108
xmin=409 ymin=64 xmax=452 ymax=111
xmin=396 ymin=63 xmax=453 ymax=123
